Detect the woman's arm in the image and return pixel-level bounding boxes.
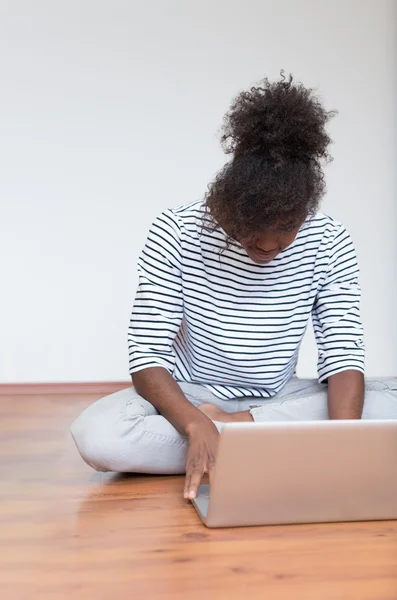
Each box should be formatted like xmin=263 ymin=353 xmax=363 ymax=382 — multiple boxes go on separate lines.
xmin=312 ymin=225 xmax=365 ymax=405
xmin=327 ymin=369 xmax=364 ymax=419
xmin=133 ymin=367 xmax=212 ymax=436
xmin=129 ymin=211 xmax=219 ymax=499
xmin=133 ymin=367 xmax=219 ymax=499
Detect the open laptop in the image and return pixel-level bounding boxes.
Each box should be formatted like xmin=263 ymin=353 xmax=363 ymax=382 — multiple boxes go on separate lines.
xmin=192 ymin=420 xmax=397 ymax=528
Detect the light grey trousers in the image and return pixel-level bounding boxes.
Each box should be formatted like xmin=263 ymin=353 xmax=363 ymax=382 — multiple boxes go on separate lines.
xmin=71 ymin=377 xmax=397 ymax=475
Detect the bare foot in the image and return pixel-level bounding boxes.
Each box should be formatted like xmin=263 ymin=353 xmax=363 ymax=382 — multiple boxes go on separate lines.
xmin=199 ymin=403 xmax=254 ymax=423
xmin=198 ymin=403 xmax=233 ymax=422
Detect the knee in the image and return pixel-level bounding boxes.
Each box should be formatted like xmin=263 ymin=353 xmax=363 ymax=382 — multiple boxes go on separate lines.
xmin=365 ymin=377 xmax=397 ymax=393
xmin=70 ymin=410 xmax=110 ymax=471
xmin=363 ymin=378 xmax=397 ymax=419
xmin=70 ymin=399 xmax=145 ymax=472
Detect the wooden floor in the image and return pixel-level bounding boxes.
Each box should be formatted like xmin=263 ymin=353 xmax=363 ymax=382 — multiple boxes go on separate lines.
xmin=2 ymin=394 xmax=397 ymax=600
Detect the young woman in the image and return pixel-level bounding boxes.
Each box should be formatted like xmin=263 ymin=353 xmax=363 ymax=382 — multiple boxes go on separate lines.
xmin=71 ymin=75 xmax=397 ymax=500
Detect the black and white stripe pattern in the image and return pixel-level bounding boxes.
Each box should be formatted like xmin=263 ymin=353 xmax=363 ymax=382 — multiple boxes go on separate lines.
xmin=128 ymin=201 xmax=365 ymax=399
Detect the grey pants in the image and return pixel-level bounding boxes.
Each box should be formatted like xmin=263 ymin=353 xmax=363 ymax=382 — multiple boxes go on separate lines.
xmin=71 ymin=377 xmax=397 ymax=475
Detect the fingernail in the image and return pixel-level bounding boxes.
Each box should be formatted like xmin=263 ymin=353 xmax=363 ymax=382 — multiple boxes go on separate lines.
xmin=189 ymin=491 xmax=196 ymax=499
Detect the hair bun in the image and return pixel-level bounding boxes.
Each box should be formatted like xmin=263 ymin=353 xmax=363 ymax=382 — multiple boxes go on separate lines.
xmin=221 ymin=73 xmax=336 ymax=165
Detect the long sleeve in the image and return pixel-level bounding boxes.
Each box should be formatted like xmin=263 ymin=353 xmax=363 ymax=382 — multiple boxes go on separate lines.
xmin=312 ymin=224 xmax=365 ymax=382
xmin=128 ymin=210 xmax=184 ymax=375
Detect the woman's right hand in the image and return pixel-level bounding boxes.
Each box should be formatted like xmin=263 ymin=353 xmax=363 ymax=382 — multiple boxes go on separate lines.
xmin=183 ymin=419 xmax=220 ymax=500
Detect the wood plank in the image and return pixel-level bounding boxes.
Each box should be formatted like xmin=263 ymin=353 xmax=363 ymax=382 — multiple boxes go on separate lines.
xmin=0 ymin=382 xmax=131 ymax=395
xmin=1 ymin=394 xmax=397 ymax=600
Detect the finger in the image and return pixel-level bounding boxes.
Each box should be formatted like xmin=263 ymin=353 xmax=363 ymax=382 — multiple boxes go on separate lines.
xmin=184 ymin=470 xmax=192 ymax=499
xmin=187 ymin=467 xmax=205 ymax=500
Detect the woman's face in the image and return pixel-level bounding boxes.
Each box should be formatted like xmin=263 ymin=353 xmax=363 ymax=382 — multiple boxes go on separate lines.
xmin=239 ymin=227 xmax=301 ymax=264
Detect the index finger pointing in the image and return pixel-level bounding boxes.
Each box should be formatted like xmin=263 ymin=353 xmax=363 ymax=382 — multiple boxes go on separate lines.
xmin=187 ymin=467 xmax=204 ymax=500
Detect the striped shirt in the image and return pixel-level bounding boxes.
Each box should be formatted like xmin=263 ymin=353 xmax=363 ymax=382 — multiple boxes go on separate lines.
xmin=128 ymin=201 xmax=365 ymax=399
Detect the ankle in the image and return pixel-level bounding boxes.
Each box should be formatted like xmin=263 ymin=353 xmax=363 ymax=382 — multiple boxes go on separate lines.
xmin=230 ymin=410 xmax=254 ymax=423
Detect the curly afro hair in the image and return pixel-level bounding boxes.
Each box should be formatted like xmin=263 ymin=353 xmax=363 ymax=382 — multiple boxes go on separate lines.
xmin=204 ymin=73 xmax=337 ymax=240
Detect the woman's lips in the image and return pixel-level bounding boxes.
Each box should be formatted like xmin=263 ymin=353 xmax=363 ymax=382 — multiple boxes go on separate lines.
xmin=249 ymin=247 xmax=279 ymax=263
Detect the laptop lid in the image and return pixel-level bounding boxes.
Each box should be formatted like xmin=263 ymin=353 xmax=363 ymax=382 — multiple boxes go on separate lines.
xmin=204 ymin=420 xmax=397 ymax=528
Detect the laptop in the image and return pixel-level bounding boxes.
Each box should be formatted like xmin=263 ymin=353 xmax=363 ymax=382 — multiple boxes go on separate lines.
xmin=192 ymin=420 xmax=397 ymax=528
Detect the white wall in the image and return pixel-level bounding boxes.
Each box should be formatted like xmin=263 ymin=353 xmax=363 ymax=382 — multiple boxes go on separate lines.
xmin=1 ymin=0 xmax=396 ymax=383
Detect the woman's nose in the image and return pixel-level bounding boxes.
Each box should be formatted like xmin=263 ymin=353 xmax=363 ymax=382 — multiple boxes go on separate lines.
xmin=255 ymin=237 xmax=278 ymax=252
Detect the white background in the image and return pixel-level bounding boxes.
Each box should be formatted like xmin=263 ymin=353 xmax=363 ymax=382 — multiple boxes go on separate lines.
xmin=1 ymin=0 xmax=396 ymax=383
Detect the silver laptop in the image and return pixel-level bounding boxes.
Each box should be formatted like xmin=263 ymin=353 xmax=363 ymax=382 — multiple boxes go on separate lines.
xmin=192 ymin=420 xmax=397 ymax=528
